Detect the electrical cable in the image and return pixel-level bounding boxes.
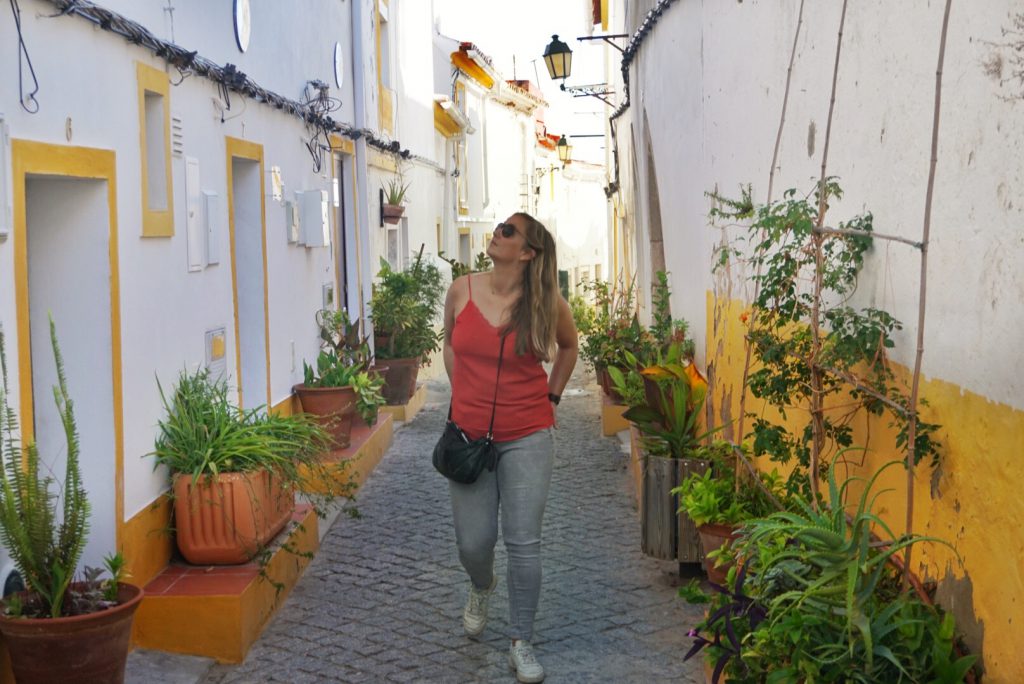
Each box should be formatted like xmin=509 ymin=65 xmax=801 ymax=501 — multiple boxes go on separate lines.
xmin=606 ymin=0 xmax=681 ymax=196
xmin=9 ymin=0 xmax=41 ymax=113
xmin=38 ymin=0 xmax=420 ymax=169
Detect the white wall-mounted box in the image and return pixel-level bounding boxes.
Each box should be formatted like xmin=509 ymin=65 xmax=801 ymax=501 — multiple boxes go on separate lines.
xmin=299 ymin=189 xmax=330 ymax=248
xmin=202 ymin=190 xmax=221 ymax=265
xmin=284 ymin=199 xmax=300 ymax=244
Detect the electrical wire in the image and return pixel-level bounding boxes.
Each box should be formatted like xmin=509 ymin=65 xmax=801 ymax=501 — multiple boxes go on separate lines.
xmin=9 ymin=0 xmax=41 ymax=113
xmin=606 ymin=0 xmax=681 ymax=195
xmin=38 ymin=0 xmax=420 ymax=169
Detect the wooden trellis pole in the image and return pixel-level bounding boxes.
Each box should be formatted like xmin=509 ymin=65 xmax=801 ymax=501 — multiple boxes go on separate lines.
xmin=904 ymin=0 xmax=954 ymax=587
xmin=809 ymin=0 xmax=850 ymax=505
xmin=732 ymin=0 xmax=806 ymax=495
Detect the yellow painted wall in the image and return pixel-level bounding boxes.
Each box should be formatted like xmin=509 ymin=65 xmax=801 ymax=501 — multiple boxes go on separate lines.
xmin=707 ymin=292 xmax=1024 ymax=682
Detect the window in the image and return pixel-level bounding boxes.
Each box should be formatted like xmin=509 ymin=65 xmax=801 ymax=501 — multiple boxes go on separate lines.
xmin=137 ymin=62 xmax=174 ymax=236
xmin=386 ymin=216 xmax=408 ymax=270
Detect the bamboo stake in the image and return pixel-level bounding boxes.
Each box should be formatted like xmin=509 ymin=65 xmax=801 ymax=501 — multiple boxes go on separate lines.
xmin=733 ymin=0 xmax=806 ymax=494
xmin=813 ymin=225 xmax=923 ymax=249
xmin=904 ymin=0 xmax=953 ymax=588
xmin=765 ymin=0 xmax=806 ymax=205
xmin=808 ymin=0 xmax=850 ymax=505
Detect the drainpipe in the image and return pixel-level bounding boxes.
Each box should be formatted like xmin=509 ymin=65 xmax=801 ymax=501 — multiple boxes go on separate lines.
xmin=480 ymin=93 xmax=491 ymax=209
xmin=442 ymin=136 xmax=454 ymax=259
xmin=351 ymin=0 xmax=373 ymax=334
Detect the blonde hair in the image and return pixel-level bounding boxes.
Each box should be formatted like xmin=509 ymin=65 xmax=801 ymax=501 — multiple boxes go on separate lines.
xmin=505 ymin=212 xmax=559 ymax=361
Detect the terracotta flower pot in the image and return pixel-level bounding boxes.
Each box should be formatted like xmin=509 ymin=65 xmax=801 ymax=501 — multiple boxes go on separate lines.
xmin=382 ymin=203 xmax=404 ymax=224
xmin=0 ymin=582 xmax=143 ymax=684
xmin=379 ymin=356 xmax=420 ymax=405
xmin=173 ymin=470 xmax=294 ymax=565
xmin=293 ymin=383 xmax=358 ymax=448
xmin=697 ymin=522 xmax=742 ymax=585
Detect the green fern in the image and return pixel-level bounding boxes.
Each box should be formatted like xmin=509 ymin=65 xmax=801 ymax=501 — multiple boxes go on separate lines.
xmin=0 ymin=315 xmax=90 ymax=617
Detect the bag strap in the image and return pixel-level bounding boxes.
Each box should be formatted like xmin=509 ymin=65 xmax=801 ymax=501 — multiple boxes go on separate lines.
xmin=484 ymin=335 xmax=506 ymax=439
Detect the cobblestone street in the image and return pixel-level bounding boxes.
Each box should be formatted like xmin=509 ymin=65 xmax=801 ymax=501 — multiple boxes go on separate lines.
xmin=202 ymin=371 xmax=704 ymax=683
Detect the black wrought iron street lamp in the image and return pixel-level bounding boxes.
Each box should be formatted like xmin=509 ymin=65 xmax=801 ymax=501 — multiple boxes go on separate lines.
xmin=542 ymin=35 xmax=572 ymax=87
xmin=543 ymin=33 xmax=625 ymax=107
xmin=556 ymin=135 xmax=572 ymax=164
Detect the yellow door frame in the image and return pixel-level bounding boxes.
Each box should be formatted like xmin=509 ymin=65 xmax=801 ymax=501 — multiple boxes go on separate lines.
xmin=224 ymin=137 xmax=271 ymax=409
xmin=11 ymin=139 xmax=126 ymax=546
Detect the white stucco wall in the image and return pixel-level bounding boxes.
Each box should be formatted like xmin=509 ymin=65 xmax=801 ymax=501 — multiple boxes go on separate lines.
xmin=0 ymin=0 xmax=442 ymax=543
xmin=536 ymin=161 xmax=610 ymax=292
xmin=453 ymin=86 xmax=541 ymax=253
xmin=618 ymin=0 xmax=1023 ymax=410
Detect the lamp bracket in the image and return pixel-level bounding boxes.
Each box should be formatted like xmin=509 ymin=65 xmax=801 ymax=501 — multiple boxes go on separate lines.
xmin=576 ymin=34 xmax=629 ymax=53
xmin=561 ymin=83 xmax=616 ymax=107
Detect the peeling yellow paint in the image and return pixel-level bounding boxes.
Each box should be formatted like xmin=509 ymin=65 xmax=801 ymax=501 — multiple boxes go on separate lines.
xmin=707 ymin=292 xmax=1024 ymax=682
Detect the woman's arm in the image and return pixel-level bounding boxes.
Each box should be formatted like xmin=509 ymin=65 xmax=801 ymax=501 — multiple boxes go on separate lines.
xmin=442 ymin=276 xmax=465 ymax=383
xmin=547 ymin=295 xmax=579 ymax=425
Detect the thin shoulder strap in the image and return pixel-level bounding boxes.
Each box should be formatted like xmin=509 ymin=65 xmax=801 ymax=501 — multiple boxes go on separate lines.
xmin=484 ymin=336 xmax=506 ymax=439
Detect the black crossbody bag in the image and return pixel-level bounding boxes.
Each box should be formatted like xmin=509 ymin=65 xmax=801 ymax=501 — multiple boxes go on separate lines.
xmin=432 ymin=336 xmax=505 ymax=484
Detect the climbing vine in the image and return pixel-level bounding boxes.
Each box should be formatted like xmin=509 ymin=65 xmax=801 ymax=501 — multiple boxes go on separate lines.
xmin=710 ymin=180 xmax=941 ymax=501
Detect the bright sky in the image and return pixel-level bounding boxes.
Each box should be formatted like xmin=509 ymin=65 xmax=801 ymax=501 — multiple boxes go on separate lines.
xmin=432 ymin=0 xmax=610 ymax=163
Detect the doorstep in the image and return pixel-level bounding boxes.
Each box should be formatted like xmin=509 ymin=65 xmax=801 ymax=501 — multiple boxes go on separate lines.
xmin=299 ymin=412 xmax=394 ymax=494
xmin=132 ymin=505 xmax=319 ymax=664
xmin=379 ymin=384 xmax=427 ymax=423
xmin=602 ymin=393 xmax=630 ymax=436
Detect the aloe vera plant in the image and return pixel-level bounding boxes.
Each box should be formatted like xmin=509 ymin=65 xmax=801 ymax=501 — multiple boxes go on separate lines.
xmin=686 ymin=455 xmax=976 ymax=683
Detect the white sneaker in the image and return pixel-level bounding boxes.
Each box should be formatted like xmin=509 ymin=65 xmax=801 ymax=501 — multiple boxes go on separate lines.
xmin=508 ymin=640 xmax=545 ymax=683
xmin=462 ymin=575 xmax=497 ymax=637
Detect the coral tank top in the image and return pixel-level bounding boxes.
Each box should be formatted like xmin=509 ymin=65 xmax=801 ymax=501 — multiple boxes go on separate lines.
xmin=450 ymin=275 xmax=554 ymax=442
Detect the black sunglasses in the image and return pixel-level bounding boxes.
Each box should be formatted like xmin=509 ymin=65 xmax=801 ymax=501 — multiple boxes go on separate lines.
xmin=495 ymin=222 xmax=519 ymax=238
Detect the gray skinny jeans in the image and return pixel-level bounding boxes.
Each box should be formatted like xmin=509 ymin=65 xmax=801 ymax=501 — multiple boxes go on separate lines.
xmin=448 ymin=428 xmax=554 ymax=642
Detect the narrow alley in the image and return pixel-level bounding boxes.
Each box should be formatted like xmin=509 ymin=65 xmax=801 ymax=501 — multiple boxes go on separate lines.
xmin=200 ymin=370 xmax=703 ymax=684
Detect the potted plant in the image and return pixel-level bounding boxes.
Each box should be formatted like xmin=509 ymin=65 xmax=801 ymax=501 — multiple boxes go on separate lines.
xmin=583 ymin=273 xmax=692 ymax=404
xmin=672 ymin=441 xmax=785 ymax=584
xmin=579 ymin=278 xmax=643 ymax=401
xmin=293 ymin=308 xmax=387 ymax=447
xmin=381 ymin=177 xmax=409 ymax=224
xmin=0 ymin=319 xmax=143 ymax=684
xmin=685 ymin=458 xmax=976 ymax=683
xmin=369 ymin=248 xmax=445 ymax=405
xmin=614 ymin=341 xmax=723 ymax=563
xmin=294 ymin=351 xmax=386 ymax=448
xmin=152 ymin=369 xmax=347 ymax=565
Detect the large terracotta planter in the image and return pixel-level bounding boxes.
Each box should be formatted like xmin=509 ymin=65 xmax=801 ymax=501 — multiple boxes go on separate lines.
xmin=0 ymin=582 xmax=143 ymax=684
xmin=379 ymin=356 xmax=420 ymax=405
xmin=697 ymin=522 xmax=742 ymax=585
xmin=293 ymin=383 xmax=358 ymax=448
xmin=173 ymin=470 xmax=294 ymax=565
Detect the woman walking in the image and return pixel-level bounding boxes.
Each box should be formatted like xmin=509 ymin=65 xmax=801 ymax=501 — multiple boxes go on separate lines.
xmin=442 ymin=212 xmax=578 ymax=683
